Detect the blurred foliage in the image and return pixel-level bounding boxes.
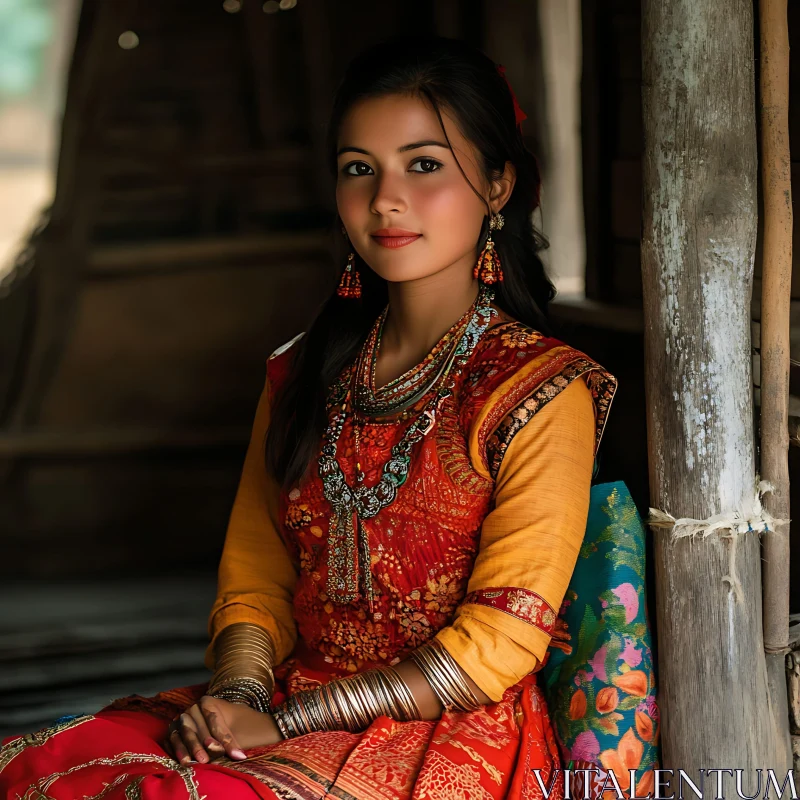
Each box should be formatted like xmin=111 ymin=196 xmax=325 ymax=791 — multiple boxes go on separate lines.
xmin=0 ymin=0 xmax=54 ymax=101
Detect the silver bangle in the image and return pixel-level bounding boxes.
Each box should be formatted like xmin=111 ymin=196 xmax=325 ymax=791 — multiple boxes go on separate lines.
xmin=410 ymin=640 xmax=481 ymax=712
xmin=208 ymin=676 xmax=272 ymax=713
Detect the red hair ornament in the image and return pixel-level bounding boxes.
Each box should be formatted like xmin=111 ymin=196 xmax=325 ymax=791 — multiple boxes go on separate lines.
xmin=494 ymin=65 xmax=540 ymax=211
xmin=496 ymin=64 xmax=528 ymax=127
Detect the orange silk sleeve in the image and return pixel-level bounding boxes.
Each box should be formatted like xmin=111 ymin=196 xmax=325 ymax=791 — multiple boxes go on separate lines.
xmin=204 ymin=366 xmax=298 ymax=670
xmin=435 ymin=376 xmax=596 ymax=702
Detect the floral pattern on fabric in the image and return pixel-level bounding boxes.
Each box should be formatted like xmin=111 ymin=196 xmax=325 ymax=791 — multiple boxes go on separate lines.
xmin=500 ymin=327 xmax=543 ymax=349
xmin=538 ymin=481 xmax=661 ymax=798
xmin=0 ymin=677 xmax=565 ymax=800
xmin=462 ymin=588 xmax=558 ymax=636
xmin=270 ymin=323 xmax=617 ymax=679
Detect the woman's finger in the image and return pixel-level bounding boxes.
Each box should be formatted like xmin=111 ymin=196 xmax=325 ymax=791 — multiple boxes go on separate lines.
xmin=188 ymin=704 xmax=225 ymax=757
xmin=162 ymin=719 xmax=180 ymax=756
xmin=176 ymin=712 xmax=209 ymax=765
xmin=199 ymin=696 xmax=247 ymax=760
xmin=169 ymin=727 xmax=191 ymax=765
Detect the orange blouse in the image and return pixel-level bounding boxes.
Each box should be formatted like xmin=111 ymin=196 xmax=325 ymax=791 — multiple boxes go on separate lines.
xmin=206 ymin=346 xmax=596 ymax=702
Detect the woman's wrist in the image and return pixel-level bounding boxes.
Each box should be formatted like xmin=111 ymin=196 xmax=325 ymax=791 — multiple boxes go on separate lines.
xmin=270 ymin=665 xmax=421 ymax=738
xmin=263 ymin=712 xmax=285 ymax=741
xmin=207 ymin=677 xmax=273 ymax=714
xmin=409 ymin=639 xmax=481 ymax=712
xmin=207 ymin=623 xmax=277 ymax=712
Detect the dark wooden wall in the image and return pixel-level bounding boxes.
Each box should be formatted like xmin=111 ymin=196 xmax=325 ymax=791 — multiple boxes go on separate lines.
xmin=581 ymin=0 xmax=642 ymax=307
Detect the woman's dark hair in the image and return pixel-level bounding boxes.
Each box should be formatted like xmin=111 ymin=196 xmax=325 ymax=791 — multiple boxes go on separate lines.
xmin=266 ymin=35 xmax=556 ymax=489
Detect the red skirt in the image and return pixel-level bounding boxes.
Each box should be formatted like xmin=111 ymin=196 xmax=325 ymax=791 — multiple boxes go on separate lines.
xmin=0 ymin=673 xmax=564 ymax=800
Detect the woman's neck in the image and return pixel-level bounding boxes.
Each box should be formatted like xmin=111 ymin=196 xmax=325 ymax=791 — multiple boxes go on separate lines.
xmin=375 ymin=258 xmax=480 ymax=388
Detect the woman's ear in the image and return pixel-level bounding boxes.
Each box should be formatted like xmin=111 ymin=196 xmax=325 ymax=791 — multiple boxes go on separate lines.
xmin=489 ymin=161 xmax=517 ymax=214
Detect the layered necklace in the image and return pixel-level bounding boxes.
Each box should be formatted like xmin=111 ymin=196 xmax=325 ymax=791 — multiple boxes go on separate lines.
xmin=319 ymin=284 xmax=497 ymax=608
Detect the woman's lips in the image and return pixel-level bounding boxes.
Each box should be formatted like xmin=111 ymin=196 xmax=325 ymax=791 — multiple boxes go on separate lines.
xmin=373 ymin=235 xmax=421 ymax=248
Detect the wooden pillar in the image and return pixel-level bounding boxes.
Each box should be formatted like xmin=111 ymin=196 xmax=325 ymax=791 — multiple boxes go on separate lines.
xmin=642 ymin=0 xmax=791 ymax=777
xmin=757 ymin=0 xmax=793 ymax=771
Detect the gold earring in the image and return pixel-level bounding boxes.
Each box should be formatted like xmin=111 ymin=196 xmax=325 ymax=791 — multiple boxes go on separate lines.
xmin=337 ymin=251 xmax=362 ymax=299
xmin=473 ymin=213 xmax=505 ymax=285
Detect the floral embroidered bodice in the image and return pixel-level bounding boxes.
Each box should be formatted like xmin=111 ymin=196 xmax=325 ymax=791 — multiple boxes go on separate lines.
xmin=267 ymin=318 xmax=615 ymax=676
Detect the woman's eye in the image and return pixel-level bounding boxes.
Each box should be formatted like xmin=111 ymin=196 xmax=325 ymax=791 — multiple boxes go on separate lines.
xmin=409 ymin=159 xmax=442 ymax=173
xmin=343 ymin=162 xmax=374 ymax=176
xmin=341 ymin=159 xmax=441 ymax=176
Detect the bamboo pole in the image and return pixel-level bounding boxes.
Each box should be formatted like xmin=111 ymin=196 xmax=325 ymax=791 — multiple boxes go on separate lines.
xmin=758 ymin=0 xmax=792 ymax=654
xmin=758 ymin=0 xmax=793 ymax=768
xmin=642 ymin=0 xmax=790 ymax=775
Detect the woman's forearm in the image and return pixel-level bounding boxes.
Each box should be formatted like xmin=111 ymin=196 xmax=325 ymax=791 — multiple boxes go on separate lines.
xmin=393 ymin=649 xmax=492 ymax=720
xmin=270 ymin=639 xmax=491 ymax=737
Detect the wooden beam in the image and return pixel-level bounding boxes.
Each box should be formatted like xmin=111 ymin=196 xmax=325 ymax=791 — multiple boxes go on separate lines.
xmin=642 ymin=0 xmax=791 ymax=775
xmin=0 ymin=427 xmax=250 ymax=458
xmin=85 ymin=230 xmax=332 ymax=277
xmin=549 ymin=295 xmax=643 ymax=333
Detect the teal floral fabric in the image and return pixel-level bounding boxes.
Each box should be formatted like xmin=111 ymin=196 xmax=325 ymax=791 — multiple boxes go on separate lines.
xmin=539 ymin=481 xmax=661 ymax=797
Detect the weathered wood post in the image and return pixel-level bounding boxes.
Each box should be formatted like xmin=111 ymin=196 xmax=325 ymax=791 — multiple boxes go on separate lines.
xmin=641 ymin=0 xmax=792 ymax=778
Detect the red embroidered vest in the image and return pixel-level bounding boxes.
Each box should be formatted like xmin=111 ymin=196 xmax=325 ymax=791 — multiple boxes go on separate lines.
xmin=267 ymin=321 xmax=617 ymax=677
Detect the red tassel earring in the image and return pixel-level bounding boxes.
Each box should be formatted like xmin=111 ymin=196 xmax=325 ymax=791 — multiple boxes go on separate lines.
xmin=337 ymin=251 xmax=362 ymax=299
xmin=474 ymin=213 xmax=505 ymax=285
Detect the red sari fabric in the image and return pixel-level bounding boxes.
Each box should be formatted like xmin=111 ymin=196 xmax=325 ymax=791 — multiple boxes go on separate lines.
xmin=0 ymin=677 xmax=563 ymax=800
xmin=0 ymin=322 xmax=616 ymax=800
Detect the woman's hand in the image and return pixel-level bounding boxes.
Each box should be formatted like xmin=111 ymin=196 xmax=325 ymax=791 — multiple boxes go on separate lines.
xmin=165 ymin=695 xmax=283 ymax=765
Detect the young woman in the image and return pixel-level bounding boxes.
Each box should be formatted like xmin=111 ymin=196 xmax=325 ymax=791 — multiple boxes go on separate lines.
xmin=0 ymin=36 xmax=617 ymax=800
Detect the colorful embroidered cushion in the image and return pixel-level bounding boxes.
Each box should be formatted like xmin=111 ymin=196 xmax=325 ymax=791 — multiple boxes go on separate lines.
xmin=539 ymin=480 xmax=661 ymax=798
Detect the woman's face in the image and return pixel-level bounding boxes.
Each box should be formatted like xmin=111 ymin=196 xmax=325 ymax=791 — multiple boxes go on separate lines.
xmin=335 ymin=93 xmax=493 ymax=284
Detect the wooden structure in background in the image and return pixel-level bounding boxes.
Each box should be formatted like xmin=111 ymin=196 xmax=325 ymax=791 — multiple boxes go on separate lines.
xmin=0 ymin=0 xmax=560 ymax=578
xmin=583 ymin=0 xmax=800 ymax=615
xmin=581 ymin=0 xmax=642 ymax=307
xmin=642 ymin=0 xmax=791 ymax=773
xmin=0 ymin=0 xmax=341 ymax=577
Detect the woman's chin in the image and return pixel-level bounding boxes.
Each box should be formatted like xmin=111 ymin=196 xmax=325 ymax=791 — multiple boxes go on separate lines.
xmin=370 ymin=266 xmax=438 ymax=284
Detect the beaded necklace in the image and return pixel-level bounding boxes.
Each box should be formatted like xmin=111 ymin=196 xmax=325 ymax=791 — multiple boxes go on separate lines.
xmin=319 ymin=285 xmax=497 ymax=608
xmin=353 ymin=295 xmax=479 ymax=417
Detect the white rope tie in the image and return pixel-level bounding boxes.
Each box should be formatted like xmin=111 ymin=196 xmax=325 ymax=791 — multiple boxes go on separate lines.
xmin=647 ymin=476 xmax=790 ymax=603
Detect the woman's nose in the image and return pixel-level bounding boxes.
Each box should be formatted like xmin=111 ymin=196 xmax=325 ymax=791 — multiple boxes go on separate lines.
xmin=370 ymin=173 xmax=407 ymax=216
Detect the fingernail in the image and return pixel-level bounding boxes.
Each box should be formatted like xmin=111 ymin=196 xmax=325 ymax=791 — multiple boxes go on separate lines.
xmin=196 ymin=753 xmax=208 ymax=763
xmin=232 ymin=749 xmax=247 ymax=760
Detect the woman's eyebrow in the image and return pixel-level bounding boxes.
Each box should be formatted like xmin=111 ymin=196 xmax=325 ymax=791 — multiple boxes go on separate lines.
xmin=336 ymin=140 xmax=451 ymax=157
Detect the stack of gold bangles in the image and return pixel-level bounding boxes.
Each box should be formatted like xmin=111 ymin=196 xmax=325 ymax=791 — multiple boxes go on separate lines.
xmin=206 ymin=623 xmax=276 ymax=714
xmin=271 ymin=639 xmax=481 ymax=738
